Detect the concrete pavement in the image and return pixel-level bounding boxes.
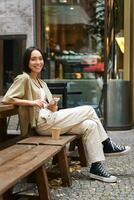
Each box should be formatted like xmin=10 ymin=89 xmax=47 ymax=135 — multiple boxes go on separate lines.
xmin=50 ymin=129 xmax=134 ymax=200
xmin=7 ymin=117 xmax=134 ymax=199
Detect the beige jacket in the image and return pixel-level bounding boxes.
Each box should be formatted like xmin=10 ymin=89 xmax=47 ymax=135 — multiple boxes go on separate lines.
xmin=2 ymin=73 xmax=53 ymax=137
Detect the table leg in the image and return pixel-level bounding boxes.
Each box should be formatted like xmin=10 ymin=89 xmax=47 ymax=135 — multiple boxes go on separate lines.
xmin=0 ymin=118 xmax=7 ymax=142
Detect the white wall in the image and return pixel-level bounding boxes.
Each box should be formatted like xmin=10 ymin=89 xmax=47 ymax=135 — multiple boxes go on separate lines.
xmin=0 ymin=0 xmax=34 ymax=46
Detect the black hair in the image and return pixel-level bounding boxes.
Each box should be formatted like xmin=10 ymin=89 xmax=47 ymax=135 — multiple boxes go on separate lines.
xmin=22 ymin=46 xmax=45 ymax=73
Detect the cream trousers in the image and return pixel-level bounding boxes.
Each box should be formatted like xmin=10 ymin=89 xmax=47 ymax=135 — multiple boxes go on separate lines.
xmin=36 ymin=105 xmax=108 ymax=163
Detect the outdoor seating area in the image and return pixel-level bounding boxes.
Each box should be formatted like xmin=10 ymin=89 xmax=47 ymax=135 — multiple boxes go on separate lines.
xmin=0 ymin=93 xmax=134 ymax=199
xmin=0 ymin=81 xmax=105 ymax=199
xmin=0 ymin=0 xmax=133 ymax=198
xmin=0 ymin=102 xmax=87 ymax=200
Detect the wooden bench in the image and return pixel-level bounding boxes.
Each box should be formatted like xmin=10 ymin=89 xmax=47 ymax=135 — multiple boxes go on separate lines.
xmin=0 ymin=143 xmax=71 ymax=200
xmin=0 ymin=134 xmax=87 ymax=200
xmin=0 ymin=103 xmax=88 ymax=199
xmin=18 ymin=134 xmax=88 ymax=167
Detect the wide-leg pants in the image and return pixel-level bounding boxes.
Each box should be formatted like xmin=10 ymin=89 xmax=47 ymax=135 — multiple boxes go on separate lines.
xmin=36 ymin=105 xmax=108 ymax=163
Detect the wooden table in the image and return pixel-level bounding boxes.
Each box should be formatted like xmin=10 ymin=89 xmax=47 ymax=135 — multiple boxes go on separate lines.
xmin=0 ymin=103 xmax=19 ymax=148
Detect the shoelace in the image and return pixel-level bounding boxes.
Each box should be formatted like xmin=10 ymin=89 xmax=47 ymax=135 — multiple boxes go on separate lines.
xmin=97 ymin=163 xmax=111 ymax=177
xmin=110 ymin=139 xmax=125 ymax=151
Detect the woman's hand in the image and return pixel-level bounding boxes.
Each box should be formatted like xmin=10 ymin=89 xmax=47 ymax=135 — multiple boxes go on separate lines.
xmin=32 ymin=97 xmax=59 ymax=111
xmin=47 ymin=99 xmax=58 ymax=112
xmin=32 ymin=99 xmax=48 ymax=108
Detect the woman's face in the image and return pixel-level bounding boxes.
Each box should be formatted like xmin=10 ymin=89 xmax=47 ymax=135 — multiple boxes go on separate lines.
xmin=29 ymin=50 xmax=44 ymax=75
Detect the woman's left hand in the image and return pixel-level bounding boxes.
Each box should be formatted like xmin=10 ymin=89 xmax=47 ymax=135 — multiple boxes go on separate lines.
xmin=47 ymin=99 xmax=58 ymax=112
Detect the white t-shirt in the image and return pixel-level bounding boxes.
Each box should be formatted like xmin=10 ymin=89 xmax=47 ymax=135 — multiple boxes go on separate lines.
xmin=38 ymin=88 xmax=52 ymax=120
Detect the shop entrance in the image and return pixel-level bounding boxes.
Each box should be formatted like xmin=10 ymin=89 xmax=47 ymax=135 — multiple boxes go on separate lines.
xmin=0 ymin=35 xmax=26 ymax=95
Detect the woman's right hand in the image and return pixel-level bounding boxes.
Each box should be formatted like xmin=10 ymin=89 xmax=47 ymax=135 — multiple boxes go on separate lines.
xmin=32 ymin=99 xmax=48 ymax=108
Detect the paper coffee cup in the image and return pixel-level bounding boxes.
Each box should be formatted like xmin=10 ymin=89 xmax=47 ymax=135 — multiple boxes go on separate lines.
xmin=51 ymin=127 xmax=61 ymax=140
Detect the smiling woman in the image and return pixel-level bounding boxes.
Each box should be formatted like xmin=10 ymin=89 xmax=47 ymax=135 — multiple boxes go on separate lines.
xmin=2 ymin=46 xmax=130 ymax=184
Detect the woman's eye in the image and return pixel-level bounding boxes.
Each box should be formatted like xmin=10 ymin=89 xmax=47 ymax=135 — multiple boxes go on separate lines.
xmin=31 ymin=57 xmax=43 ymax=61
xmin=31 ymin=58 xmax=36 ymax=61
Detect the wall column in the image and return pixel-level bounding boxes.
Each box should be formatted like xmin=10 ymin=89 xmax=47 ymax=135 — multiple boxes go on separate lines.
xmin=130 ymin=0 xmax=134 ymax=124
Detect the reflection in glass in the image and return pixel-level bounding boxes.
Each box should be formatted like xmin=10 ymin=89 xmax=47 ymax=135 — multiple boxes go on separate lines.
xmin=42 ymin=0 xmax=105 ymax=108
xmin=42 ymin=0 xmax=105 ymax=80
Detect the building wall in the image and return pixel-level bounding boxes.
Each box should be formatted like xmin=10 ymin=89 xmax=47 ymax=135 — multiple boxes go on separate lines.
xmin=0 ymin=0 xmax=34 ymax=46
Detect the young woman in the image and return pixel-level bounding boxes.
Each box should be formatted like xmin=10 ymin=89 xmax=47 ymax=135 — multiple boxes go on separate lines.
xmin=2 ymin=46 xmax=130 ymax=183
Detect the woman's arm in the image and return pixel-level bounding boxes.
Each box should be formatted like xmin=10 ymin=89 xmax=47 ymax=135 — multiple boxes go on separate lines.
xmin=4 ymin=98 xmax=46 ymax=108
xmin=2 ymin=74 xmax=47 ymax=108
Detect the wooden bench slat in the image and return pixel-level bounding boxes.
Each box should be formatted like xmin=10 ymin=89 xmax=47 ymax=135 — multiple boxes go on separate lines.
xmin=0 ymin=144 xmax=36 ymax=165
xmin=0 ymin=145 xmax=61 ymax=195
xmin=17 ymin=135 xmax=77 ymax=146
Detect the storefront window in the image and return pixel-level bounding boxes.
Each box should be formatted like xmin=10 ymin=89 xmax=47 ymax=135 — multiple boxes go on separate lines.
xmin=42 ymin=0 xmax=105 ymax=107
xmin=42 ymin=0 xmax=105 ymax=79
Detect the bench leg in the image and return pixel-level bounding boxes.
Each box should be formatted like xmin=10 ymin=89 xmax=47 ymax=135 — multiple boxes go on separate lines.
xmin=35 ymin=165 xmax=51 ymax=200
xmin=76 ymin=137 xmax=88 ymax=167
xmin=69 ymin=140 xmax=77 ymax=151
xmin=57 ymin=147 xmax=72 ymax=187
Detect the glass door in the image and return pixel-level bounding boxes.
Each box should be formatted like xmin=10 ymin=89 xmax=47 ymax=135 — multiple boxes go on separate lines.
xmin=42 ymin=0 xmax=105 ymax=108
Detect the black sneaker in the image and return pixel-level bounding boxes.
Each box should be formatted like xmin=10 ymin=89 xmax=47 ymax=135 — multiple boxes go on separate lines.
xmin=89 ymin=162 xmax=117 ymax=183
xmin=103 ymin=138 xmax=130 ymax=156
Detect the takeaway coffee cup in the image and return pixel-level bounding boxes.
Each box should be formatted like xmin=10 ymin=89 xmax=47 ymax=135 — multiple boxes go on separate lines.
xmin=51 ymin=127 xmax=61 ymax=140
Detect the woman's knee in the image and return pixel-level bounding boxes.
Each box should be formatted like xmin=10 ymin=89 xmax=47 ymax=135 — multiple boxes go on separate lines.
xmin=84 ymin=105 xmax=96 ymax=116
xmin=82 ymin=120 xmax=97 ymax=131
xmin=81 ymin=105 xmax=94 ymax=112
